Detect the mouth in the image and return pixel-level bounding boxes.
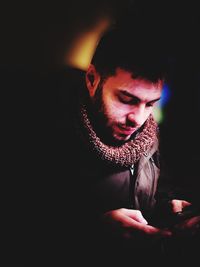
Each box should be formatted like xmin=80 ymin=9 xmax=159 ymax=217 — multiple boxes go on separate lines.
xmin=117 ymin=125 xmax=138 ymax=135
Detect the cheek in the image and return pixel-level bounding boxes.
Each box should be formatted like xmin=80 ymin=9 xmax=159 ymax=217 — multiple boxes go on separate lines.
xmin=103 ymin=97 xmax=127 ymax=121
xmin=143 ymin=108 xmax=153 ymax=122
xmin=146 ymin=108 xmax=153 ymax=116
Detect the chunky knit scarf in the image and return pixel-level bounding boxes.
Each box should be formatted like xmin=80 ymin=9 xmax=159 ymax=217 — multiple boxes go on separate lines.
xmin=77 ymin=104 xmax=158 ymax=168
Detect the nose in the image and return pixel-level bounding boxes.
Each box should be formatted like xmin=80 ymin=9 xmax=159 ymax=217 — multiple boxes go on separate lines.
xmin=127 ymin=105 xmax=147 ymax=127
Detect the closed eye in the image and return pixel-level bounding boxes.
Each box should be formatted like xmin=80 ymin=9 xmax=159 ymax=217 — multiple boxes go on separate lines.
xmin=119 ymin=95 xmax=137 ymax=104
xmin=117 ymin=90 xmax=161 ymax=106
xmin=118 ymin=91 xmax=140 ymax=105
xmin=146 ymin=100 xmax=159 ymax=107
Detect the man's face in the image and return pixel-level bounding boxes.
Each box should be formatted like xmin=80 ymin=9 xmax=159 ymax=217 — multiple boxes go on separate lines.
xmin=88 ymin=67 xmax=163 ymax=143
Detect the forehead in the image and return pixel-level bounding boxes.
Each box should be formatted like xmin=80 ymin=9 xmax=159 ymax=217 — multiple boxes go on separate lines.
xmin=103 ymin=68 xmax=163 ymax=93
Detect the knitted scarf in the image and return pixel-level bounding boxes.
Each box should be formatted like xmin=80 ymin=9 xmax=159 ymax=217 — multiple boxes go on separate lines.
xmin=77 ymin=104 xmax=158 ymax=168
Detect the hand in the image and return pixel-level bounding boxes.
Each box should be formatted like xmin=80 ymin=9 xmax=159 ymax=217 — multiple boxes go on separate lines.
xmin=169 ymin=200 xmax=200 ymax=236
xmin=174 ymin=215 xmax=200 ymax=235
xmin=172 ymin=213 xmax=200 ymax=237
xmin=102 ymin=208 xmax=172 ymax=247
xmin=170 ymin=199 xmax=191 ymax=213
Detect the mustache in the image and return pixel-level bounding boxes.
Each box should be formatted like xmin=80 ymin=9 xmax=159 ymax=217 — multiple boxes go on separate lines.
xmin=117 ymin=123 xmax=140 ymax=130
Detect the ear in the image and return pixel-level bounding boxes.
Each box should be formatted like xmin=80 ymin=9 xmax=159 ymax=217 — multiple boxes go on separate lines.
xmin=85 ymin=64 xmax=100 ymax=97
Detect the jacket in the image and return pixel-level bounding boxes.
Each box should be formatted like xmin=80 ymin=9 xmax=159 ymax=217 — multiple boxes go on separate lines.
xmin=53 ymin=69 xmax=163 ymax=263
xmin=78 ymin=138 xmax=160 ymax=217
xmin=56 ymin=69 xmax=161 ymax=219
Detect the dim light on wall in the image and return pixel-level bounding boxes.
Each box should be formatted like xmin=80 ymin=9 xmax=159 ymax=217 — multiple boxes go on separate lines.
xmin=65 ymin=17 xmax=111 ymax=71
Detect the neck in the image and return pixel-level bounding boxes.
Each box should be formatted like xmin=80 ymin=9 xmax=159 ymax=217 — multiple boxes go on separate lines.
xmin=77 ymin=103 xmax=158 ymax=167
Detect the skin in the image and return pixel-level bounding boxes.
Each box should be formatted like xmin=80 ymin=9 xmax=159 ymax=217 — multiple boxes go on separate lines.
xmin=171 ymin=200 xmax=200 ymax=237
xmin=86 ymin=65 xmax=162 ymax=143
xmin=174 ymin=215 xmax=200 ymax=236
xmin=85 ymin=64 xmax=196 ymax=243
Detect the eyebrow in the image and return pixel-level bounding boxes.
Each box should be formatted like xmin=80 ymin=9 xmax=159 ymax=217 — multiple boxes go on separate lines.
xmin=119 ymin=90 xmax=161 ymax=103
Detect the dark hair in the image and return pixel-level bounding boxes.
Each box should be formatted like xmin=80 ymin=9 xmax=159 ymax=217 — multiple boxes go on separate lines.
xmin=91 ymin=25 xmax=169 ymax=83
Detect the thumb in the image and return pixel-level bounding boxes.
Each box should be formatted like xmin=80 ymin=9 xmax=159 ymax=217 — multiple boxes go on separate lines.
xmin=171 ymin=199 xmax=191 ymax=213
xmin=124 ymin=209 xmax=148 ymax=224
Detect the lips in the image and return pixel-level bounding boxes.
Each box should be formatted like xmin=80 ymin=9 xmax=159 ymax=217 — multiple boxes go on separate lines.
xmin=117 ymin=125 xmax=137 ymax=135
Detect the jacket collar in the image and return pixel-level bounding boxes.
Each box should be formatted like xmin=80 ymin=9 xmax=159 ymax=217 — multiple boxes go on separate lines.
xmin=137 ymin=137 xmax=159 ymax=173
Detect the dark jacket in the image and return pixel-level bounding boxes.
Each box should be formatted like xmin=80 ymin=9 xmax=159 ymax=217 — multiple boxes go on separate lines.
xmin=54 ymin=115 xmax=161 ymax=265
xmin=56 ymin=68 xmax=160 ymax=219
xmin=50 ymin=68 xmax=163 ymax=263
xmin=75 ymin=136 xmax=160 ymax=217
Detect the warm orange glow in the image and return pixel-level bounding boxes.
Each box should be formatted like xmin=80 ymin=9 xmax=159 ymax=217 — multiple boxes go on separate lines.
xmin=65 ymin=17 xmax=111 ymax=71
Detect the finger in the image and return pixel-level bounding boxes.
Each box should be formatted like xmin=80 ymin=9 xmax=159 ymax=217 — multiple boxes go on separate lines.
xmin=182 ymin=200 xmax=192 ymax=209
xmin=124 ymin=215 xmax=172 ymax=237
xmin=122 ymin=209 xmax=148 ymax=224
xmin=141 ymin=223 xmax=172 ymax=237
xmin=175 ymin=215 xmax=200 ymax=230
xmin=171 ymin=199 xmax=191 ymax=213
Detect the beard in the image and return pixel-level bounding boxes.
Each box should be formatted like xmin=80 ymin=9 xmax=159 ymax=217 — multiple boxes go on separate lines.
xmin=88 ymin=84 xmax=135 ymax=146
xmin=89 ymin=84 xmax=112 ymax=144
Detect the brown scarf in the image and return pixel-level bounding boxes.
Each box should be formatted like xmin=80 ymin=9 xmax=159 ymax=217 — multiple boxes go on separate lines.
xmin=77 ymin=104 xmax=158 ymax=168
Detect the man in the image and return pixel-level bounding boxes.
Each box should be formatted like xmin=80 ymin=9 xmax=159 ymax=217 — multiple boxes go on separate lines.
xmin=56 ymin=27 xmax=199 ymax=264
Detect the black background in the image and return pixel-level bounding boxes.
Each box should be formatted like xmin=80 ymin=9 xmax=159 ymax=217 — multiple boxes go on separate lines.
xmin=0 ymin=0 xmax=200 ymax=262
